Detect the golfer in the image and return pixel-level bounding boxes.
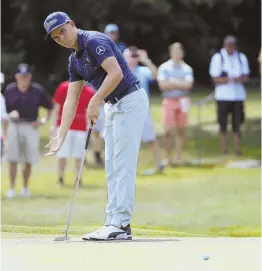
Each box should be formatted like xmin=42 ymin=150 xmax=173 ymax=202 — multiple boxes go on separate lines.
xmin=43 ymin=12 xmax=149 ymax=240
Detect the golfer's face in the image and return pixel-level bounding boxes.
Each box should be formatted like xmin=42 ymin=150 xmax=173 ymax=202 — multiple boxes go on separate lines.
xmin=51 ymin=22 xmax=77 ymax=48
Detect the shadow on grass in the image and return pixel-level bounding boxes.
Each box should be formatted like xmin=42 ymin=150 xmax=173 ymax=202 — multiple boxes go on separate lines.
xmin=65 ymin=238 xmax=181 ymax=243
xmin=1 ymin=194 xmax=69 ymax=201
xmin=62 ymin=183 xmax=102 ymax=190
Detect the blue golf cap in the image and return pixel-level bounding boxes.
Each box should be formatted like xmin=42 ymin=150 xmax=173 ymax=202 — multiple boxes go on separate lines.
xmin=44 ymin=12 xmax=71 ymax=39
xmin=15 ymin=63 xmax=32 ymax=75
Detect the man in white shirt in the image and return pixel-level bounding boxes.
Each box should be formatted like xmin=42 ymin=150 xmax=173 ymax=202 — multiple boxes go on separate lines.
xmin=209 ymin=35 xmax=250 ymax=155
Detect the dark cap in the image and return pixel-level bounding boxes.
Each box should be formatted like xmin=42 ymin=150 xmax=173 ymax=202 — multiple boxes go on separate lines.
xmin=15 ymin=64 xmax=32 ymax=75
xmin=43 ymin=11 xmax=71 ymax=40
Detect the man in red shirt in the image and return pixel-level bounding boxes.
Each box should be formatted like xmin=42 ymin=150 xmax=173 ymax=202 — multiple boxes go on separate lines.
xmin=50 ymin=81 xmax=94 ymax=187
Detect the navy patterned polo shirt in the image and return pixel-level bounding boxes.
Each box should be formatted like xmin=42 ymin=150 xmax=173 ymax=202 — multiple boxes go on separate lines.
xmin=68 ymin=30 xmax=138 ymax=102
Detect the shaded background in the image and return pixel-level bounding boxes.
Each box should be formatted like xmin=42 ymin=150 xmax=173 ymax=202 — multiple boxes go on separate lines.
xmin=1 ymin=0 xmax=261 ymax=93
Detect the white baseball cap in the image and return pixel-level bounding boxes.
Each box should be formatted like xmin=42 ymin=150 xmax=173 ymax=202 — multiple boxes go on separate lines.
xmin=0 ymin=72 xmax=4 ymax=84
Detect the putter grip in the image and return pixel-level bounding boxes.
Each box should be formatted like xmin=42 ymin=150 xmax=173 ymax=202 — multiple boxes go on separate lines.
xmin=85 ymin=121 xmax=93 ymax=150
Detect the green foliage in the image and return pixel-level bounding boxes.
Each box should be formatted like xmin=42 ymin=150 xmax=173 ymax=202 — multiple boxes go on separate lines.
xmin=2 ymin=0 xmax=260 ymax=90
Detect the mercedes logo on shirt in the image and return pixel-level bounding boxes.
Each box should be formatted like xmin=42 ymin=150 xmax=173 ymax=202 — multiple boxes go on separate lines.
xmin=96 ymin=46 xmax=106 ymax=55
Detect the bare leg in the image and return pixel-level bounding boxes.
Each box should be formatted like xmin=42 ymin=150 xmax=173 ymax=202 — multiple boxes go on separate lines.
xmin=148 ymin=140 xmax=163 ymax=169
xmin=174 ymin=127 xmax=185 ymax=163
xmin=58 ymin=158 xmax=67 ymax=178
xmin=9 ymin=162 xmax=17 ymax=189
xmin=57 ymin=158 xmax=66 ymax=186
xmin=92 ymin=131 xmax=104 ymax=166
xmin=219 ymin=133 xmax=228 ymax=154
xmin=23 ymin=163 xmax=32 ymax=189
xmin=233 ymin=132 xmax=241 ymax=155
xmin=164 ymin=130 xmax=173 ymax=164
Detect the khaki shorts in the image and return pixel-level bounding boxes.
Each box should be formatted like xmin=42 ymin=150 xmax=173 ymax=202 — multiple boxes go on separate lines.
xmin=6 ymin=122 xmax=39 ymax=165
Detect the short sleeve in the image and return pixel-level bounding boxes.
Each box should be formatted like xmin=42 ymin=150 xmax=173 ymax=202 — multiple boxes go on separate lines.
xmin=53 ymin=83 xmax=67 ymax=105
xmin=209 ymin=53 xmax=222 ymax=77
xmin=157 ymin=64 xmax=169 ymax=82
xmin=68 ymin=55 xmax=85 ymax=82
xmin=88 ymin=36 xmax=115 ymax=66
xmin=184 ymin=66 xmax=194 ymax=82
xmin=1 ymin=94 xmax=8 ymax=120
xmin=240 ymin=53 xmax=250 ymax=75
xmin=39 ymin=87 xmax=53 ymax=110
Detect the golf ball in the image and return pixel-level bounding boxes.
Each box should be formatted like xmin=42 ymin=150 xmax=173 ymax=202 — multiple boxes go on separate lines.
xmin=202 ymin=253 xmax=210 ymax=260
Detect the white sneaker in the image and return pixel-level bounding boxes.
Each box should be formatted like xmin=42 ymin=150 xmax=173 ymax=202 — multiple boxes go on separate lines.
xmin=82 ymin=226 xmax=108 ymax=240
xmin=88 ymin=225 xmax=132 ymax=241
xmin=20 ymin=188 xmax=31 ymax=197
xmin=6 ymin=189 xmax=16 ymax=198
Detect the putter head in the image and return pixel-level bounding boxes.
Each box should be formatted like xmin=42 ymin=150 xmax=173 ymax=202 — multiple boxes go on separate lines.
xmin=53 ymin=235 xmax=70 ymax=242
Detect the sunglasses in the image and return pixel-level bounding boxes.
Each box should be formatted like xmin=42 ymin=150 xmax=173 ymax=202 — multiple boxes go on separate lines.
xmin=131 ymin=54 xmax=139 ymax=58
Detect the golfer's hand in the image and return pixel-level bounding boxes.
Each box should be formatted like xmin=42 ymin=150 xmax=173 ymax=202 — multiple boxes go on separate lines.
xmin=45 ymin=136 xmax=64 ymax=156
xmin=87 ymin=97 xmax=100 ymax=127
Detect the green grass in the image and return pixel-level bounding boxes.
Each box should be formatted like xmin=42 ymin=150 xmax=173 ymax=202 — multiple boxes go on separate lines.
xmin=1 ymin=88 xmax=261 ymax=237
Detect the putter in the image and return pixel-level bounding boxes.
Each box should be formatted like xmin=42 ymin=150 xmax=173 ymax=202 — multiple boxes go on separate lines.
xmin=54 ymin=125 xmax=93 ymax=242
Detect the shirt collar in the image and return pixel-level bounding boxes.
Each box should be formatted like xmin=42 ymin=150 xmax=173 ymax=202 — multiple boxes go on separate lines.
xmin=168 ymin=59 xmax=184 ymax=66
xmin=72 ymin=29 xmax=85 ymax=58
xmin=221 ymin=48 xmax=238 ymax=57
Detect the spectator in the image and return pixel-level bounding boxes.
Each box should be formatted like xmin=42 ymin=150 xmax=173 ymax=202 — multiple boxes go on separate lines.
xmin=104 ymin=24 xmax=127 ymax=53
xmin=124 ymin=46 xmax=164 ymax=172
xmin=1 ymin=72 xmax=8 ymax=159
xmin=50 ymin=81 xmax=95 ymax=187
xmin=4 ymin=64 xmax=53 ymax=198
xmin=209 ymin=35 xmax=250 ymax=155
xmin=158 ymin=43 xmax=194 ymax=166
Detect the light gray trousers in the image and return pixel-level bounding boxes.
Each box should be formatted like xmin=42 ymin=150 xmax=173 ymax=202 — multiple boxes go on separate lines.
xmin=103 ymin=88 xmax=149 ymax=228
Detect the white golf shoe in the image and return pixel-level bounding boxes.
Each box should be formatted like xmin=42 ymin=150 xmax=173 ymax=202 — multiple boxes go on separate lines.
xmin=6 ymin=189 xmax=16 ymax=198
xmin=82 ymin=226 xmax=108 ymax=240
xmin=87 ymin=225 xmax=132 ymax=241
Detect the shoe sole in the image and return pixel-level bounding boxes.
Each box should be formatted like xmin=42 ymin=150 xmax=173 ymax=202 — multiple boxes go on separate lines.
xmin=88 ymin=236 xmax=132 ymax=241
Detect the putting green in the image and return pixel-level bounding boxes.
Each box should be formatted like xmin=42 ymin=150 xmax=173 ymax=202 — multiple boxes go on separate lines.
xmin=1 ymin=235 xmax=260 ymax=271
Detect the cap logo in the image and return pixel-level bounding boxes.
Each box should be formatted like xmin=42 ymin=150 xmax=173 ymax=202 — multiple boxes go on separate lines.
xmin=96 ymin=46 xmax=105 ymax=55
xmin=20 ymin=66 xmax=27 ymax=73
xmin=44 ymin=18 xmax=57 ymax=31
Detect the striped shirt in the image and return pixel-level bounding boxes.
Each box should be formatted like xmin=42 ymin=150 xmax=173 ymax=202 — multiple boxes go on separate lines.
xmin=157 ymin=60 xmax=194 ymax=98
